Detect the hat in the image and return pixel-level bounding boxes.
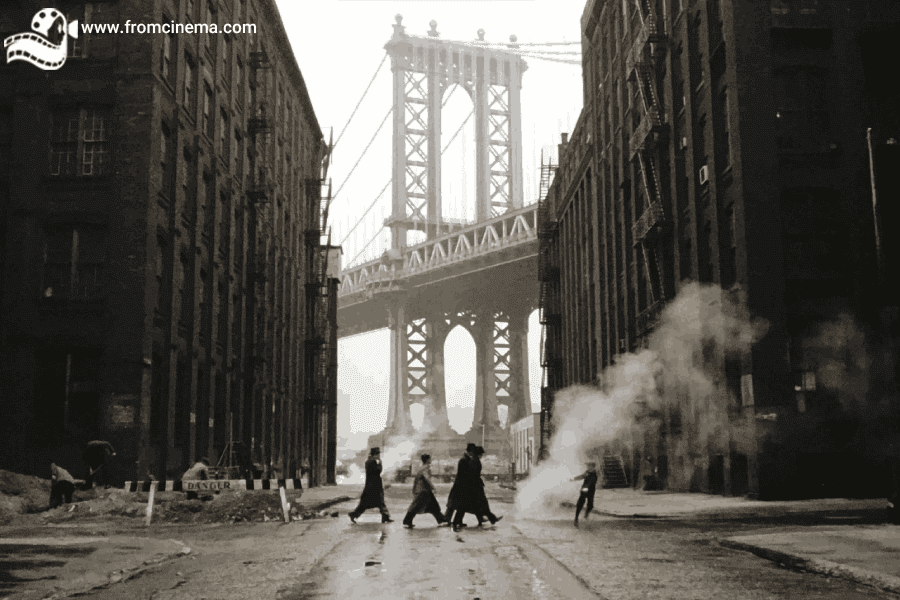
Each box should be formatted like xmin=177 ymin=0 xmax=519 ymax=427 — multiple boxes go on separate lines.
xmin=200 ymin=457 xmax=210 ymax=465
xmin=370 ymin=447 xmax=381 ymax=455
xmin=466 ymin=443 xmax=477 ymax=453
xmin=421 ymin=454 xmax=431 ymax=463
xmin=475 ymin=446 xmax=485 ymax=456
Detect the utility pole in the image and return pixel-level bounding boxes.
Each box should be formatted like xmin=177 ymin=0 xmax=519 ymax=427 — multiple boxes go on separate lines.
xmin=867 ymin=129 xmax=898 ymax=408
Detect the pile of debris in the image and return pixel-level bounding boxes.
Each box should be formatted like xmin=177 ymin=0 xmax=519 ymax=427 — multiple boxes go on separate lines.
xmin=0 ymin=469 xmax=341 ymax=526
xmin=0 ymin=469 xmax=52 ymax=525
xmin=151 ymin=491 xmax=337 ymax=524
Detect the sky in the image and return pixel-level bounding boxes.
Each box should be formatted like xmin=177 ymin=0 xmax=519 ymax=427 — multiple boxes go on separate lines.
xmin=276 ymin=0 xmax=588 ymax=450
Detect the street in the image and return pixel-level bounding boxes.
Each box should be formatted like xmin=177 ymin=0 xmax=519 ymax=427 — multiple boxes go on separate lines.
xmin=20 ymin=487 xmax=893 ymax=600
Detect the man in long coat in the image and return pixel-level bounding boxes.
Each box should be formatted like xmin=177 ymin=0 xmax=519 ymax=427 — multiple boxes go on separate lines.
xmin=450 ymin=444 xmax=485 ymax=532
xmin=349 ymin=447 xmax=393 ymax=523
xmin=473 ymin=446 xmax=502 ymax=527
xmin=402 ymin=454 xmax=444 ymax=528
xmin=442 ymin=443 xmax=476 ymax=526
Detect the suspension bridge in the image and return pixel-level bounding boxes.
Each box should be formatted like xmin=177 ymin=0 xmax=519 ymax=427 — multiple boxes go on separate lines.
xmin=332 ymin=16 xmax=573 ymax=457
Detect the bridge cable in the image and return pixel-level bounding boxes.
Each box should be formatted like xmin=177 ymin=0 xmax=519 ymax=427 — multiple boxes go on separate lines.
xmin=516 ymin=54 xmax=583 ymax=65
xmin=344 ymin=109 xmax=475 ymax=265
xmin=332 ymin=106 xmax=392 ymax=202
xmin=337 ymin=87 xmax=464 ymax=247
xmin=332 ymin=54 xmax=387 ymax=153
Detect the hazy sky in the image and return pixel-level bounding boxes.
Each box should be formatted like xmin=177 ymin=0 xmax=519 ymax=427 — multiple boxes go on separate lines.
xmin=276 ymin=0 xmax=587 ymax=449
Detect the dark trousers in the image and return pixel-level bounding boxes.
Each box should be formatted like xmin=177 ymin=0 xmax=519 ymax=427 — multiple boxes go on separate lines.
xmin=49 ymin=481 xmax=75 ymax=509
xmin=575 ymin=492 xmax=594 ymax=519
xmin=403 ymin=491 xmax=443 ymax=525
xmin=85 ymin=463 xmax=106 ymax=489
xmin=349 ymin=501 xmax=391 ymax=521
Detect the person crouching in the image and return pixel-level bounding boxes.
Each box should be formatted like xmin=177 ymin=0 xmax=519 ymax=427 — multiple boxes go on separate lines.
xmin=182 ymin=457 xmax=209 ymax=500
xmin=403 ymin=454 xmax=445 ymax=528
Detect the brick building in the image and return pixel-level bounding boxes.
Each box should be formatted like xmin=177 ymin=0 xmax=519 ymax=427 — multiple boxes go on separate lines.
xmin=539 ymin=0 xmax=900 ymax=499
xmin=0 ymin=0 xmax=339 ymax=486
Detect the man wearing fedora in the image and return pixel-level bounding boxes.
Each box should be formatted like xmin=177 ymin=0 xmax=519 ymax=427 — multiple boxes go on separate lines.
xmin=349 ymin=447 xmax=393 ymax=523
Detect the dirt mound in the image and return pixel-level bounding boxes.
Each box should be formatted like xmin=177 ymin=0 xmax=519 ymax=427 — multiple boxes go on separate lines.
xmin=38 ymin=488 xmax=146 ymax=524
xmin=0 ymin=469 xmax=52 ymax=524
xmin=151 ymin=491 xmax=335 ymax=524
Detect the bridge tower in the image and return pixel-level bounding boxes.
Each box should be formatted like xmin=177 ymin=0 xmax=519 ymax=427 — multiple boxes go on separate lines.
xmin=375 ymin=16 xmax=531 ymax=457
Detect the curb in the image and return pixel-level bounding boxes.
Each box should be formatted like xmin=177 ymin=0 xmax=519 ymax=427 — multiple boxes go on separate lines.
xmin=298 ymin=496 xmax=352 ymax=512
xmin=720 ymin=538 xmax=900 ymax=595
xmin=593 ymin=510 xmax=669 ymax=519
xmin=46 ymin=542 xmax=192 ymax=599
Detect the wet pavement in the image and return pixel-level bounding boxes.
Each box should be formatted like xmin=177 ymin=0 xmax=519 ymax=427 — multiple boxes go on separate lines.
xmin=1 ymin=485 xmax=898 ymax=599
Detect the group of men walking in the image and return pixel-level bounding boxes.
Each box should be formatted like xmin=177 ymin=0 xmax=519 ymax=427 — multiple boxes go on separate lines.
xmin=348 ymin=442 xmax=503 ymax=531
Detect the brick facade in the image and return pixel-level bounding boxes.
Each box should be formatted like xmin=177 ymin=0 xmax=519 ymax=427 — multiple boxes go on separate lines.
xmin=0 ymin=0 xmax=336 ymax=485
xmin=540 ymin=0 xmax=900 ymax=499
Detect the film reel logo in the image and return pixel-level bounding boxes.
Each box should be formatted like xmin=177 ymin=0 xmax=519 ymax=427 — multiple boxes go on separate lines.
xmin=4 ymin=9 xmax=78 ymax=71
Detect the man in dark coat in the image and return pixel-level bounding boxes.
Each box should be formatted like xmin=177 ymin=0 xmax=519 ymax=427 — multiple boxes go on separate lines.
xmin=349 ymin=447 xmax=393 ymax=523
xmin=402 ymin=454 xmax=444 ymax=528
xmin=83 ymin=440 xmax=116 ymax=489
xmin=450 ymin=443 xmax=486 ymax=532
xmin=473 ymin=446 xmax=502 ymax=527
xmin=573 ymin=461 xmax=599 ymax=527
xmin=442 ymin=443 xmax=476 ymax=527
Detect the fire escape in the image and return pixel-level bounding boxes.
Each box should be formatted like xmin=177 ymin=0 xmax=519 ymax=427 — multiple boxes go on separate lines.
xmin=303 ymin=130 xmax=335 ymax=487
xmin=537 ymin=152 xmax=558 ymax=462
xmin=626 ymin=0 xmax=668 ymax=339
xmin=246 ymin=46 xmax=273 ymax=466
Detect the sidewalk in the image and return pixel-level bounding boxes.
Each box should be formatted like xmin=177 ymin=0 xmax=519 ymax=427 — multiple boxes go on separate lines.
xmin=589 ymin=488 xmax=900 ymax=594
xmin=590 ymin=487 xmax=886 ymax=518
xmin=722 ymin=527 xmax=900 ymax=595
xmin=0 ymin=535 xmax=190 ymax=600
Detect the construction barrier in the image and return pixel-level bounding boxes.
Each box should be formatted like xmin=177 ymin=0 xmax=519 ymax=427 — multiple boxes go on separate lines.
xmin=123 ymin=479 xmax=302 ymax=525
xmin=123 ymin=478 xmax=303 ymax=493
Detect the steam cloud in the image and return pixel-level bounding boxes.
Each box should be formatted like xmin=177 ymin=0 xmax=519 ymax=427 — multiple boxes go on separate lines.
xmin=516 ymin=283 xmax=768 ymax=517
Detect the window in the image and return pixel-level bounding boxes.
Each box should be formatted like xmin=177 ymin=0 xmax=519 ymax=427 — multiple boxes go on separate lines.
xmin=222 ymin=35 xmax=231 ymax=84
xmin=50 ymin=108 xmax=108 ymax=177
xmin=161 ymin=28 xmax=175 ymax=87
xmin=161 ymin=122 xmax=174 ymax=195
xmin=183 ymin=148 xmax=198 ymax=224
xmin=43 ymin=225 xmax=106 ymax=299
xmin=204 ymin=4 xmax=215 ymax=55
xmin=771 ymin=0 xmax=790 ymax=14
xmin=235 ymin=56 xmax=243 ymax=105
xmin=67 ymin=6 xmax=87 ymax=58
xmin=33 ymin=350 xmax=102 ymax=446
xmin=719 ymin=204 xmax=736 ymax=287
xmin=219 ymin=107 xmax=229 ymax=156
xmin=184 ymin=54 xmax=195 ymax=115
xmin=203 ymin=82 xmax=214 ymax=138
xmin=232 ymin=128 xmax=241 ymax=175
xmin=715 ymin=87 xmax=732 ymax=169
xmin=774 ymin=67 xmax=830 ymax=150
xmin=0 ymin=108 xmax=11 ymax=179
xmin=179 ymin=252 xmax=194 ymax=328
xmin=794 ymin=370 xmax=816 ymax=412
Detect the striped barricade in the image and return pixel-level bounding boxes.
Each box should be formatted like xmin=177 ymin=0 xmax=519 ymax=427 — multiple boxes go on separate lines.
xmin=124 ymin=478 xmax=303 ymax=493
xmin=124 ymin=479 xmax=302 ymax=525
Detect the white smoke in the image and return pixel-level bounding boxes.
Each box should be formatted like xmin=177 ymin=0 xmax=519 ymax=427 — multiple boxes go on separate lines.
xmin=379 ymin=397 xmax=441 ymax=479
xmin=516 ymin=283 xmax=768 ymax=517
xmin=339 ymin=462 xmax=365 ymax=485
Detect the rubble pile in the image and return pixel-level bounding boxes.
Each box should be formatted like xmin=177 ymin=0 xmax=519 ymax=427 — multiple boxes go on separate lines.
xmin=150 ymin=491 xmax=337 ymax=524
xmin=0 ymin=469 xmax=52 ymax=524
